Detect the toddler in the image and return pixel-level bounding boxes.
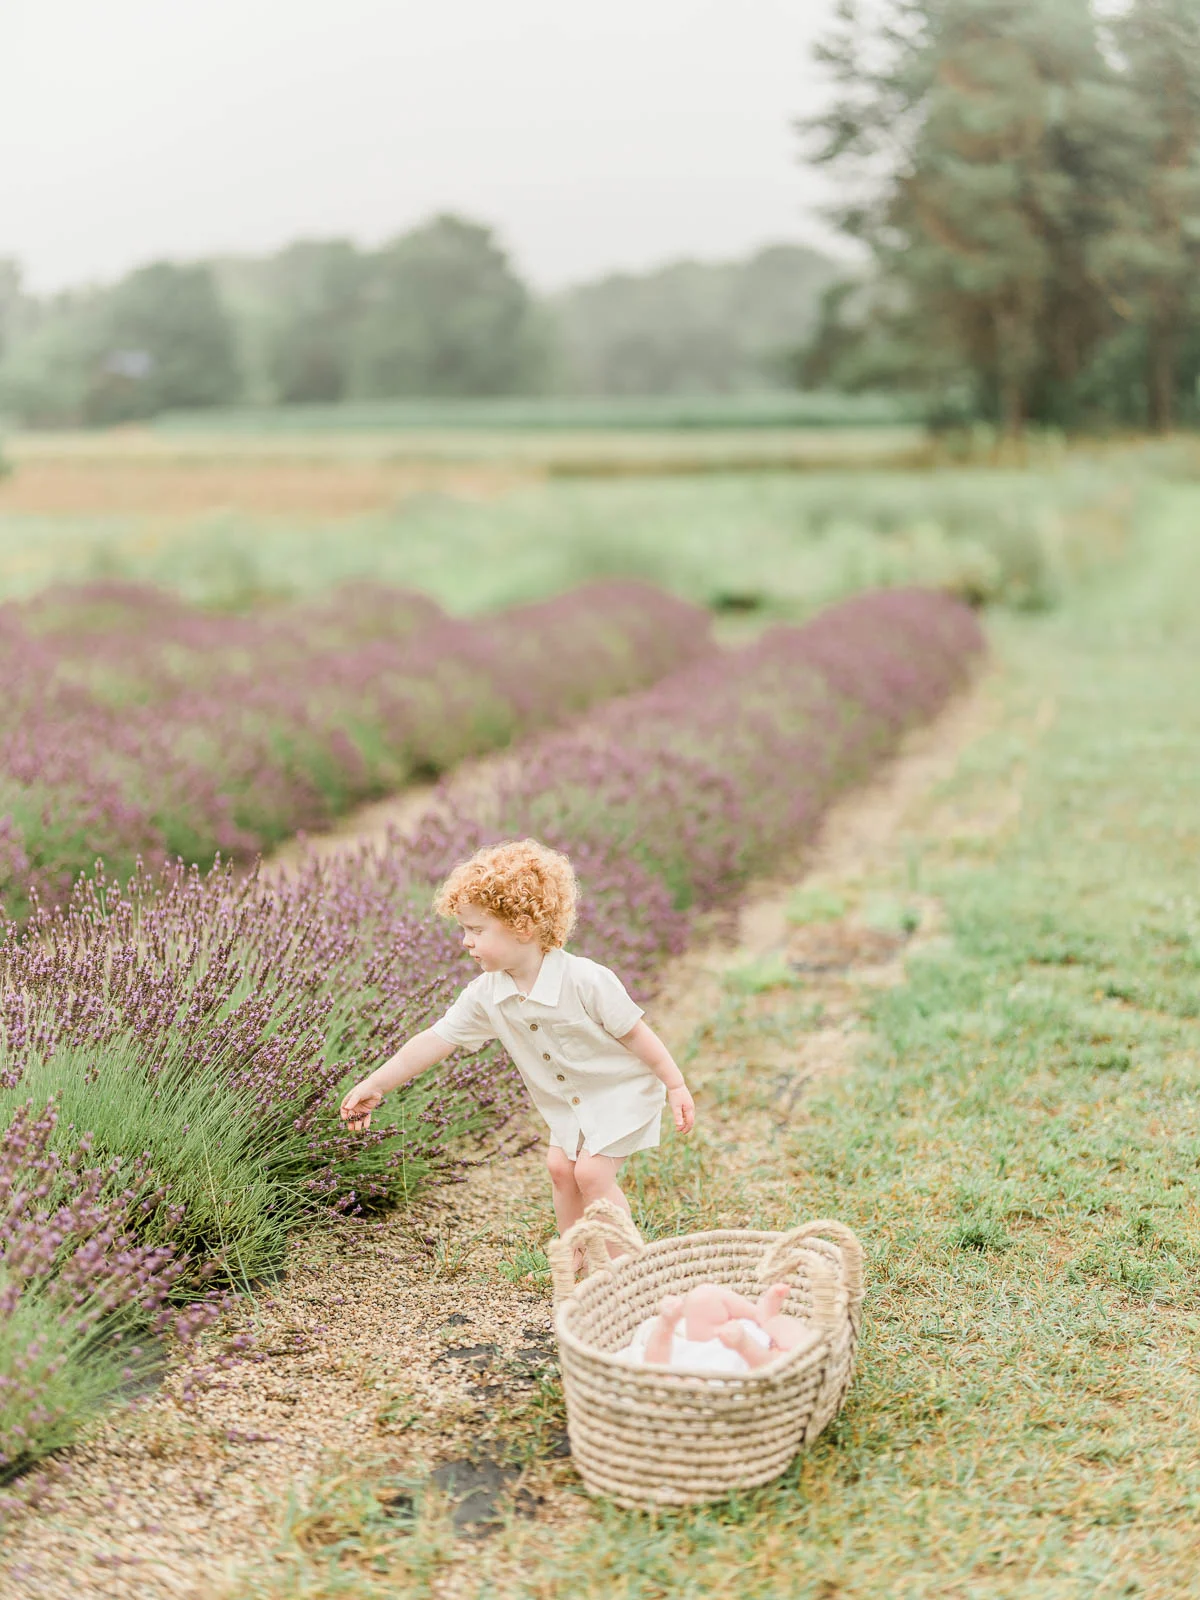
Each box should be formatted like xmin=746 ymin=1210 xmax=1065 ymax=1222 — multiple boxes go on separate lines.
xmin=339 ymin=839 xmax=696 ymax=1238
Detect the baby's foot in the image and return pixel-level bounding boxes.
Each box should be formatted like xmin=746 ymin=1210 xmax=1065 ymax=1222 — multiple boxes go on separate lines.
xmin=755 ymin=1283 xmax=790 ymax=1325
xmin=642 ymin=1295 xmax=686 ymax=1365
xmin=715 ymin=1323 xmax=777 ymax=1370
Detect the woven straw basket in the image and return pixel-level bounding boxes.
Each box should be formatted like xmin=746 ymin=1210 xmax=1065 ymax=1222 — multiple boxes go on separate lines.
xmin=548 ymin=1199 xmax=864 ymax=1508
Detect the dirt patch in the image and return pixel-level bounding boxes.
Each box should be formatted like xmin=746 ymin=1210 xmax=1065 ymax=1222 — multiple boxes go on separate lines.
xmin=0 ymin=459 xmax=530 ymax=517
xmin=786 ymin=920 xmax=907 ymax=973
xmin=0 ymin=676 xmax=1002 ymax=1600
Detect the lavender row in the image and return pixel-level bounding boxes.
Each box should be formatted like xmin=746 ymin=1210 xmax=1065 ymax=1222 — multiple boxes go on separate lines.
xmin=0 ymin=587 xmax=983 ymax=1472
xmin=0 ymin=577 xmax=714 ymax=922
xmin=403 ymin=587 xmax=986 ymax=989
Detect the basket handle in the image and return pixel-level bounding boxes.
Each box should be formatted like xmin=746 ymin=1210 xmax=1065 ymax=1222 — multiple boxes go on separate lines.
xmin=755 ymin=1218 xmax=865 ymax=1337
xmin=548 ymin=1198 xmax=646 ymax=1305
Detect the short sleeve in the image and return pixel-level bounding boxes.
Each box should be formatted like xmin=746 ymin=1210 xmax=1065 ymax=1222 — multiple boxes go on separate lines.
xmin=577 ymin=960 xmax=645 ymax=1039
xmin=429 ymin=977 xmax=496 ymax=1052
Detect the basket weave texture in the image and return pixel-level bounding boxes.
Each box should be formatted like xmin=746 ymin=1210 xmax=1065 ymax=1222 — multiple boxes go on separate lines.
xmin=549 ymin=1200 xmax=864 ymax=1508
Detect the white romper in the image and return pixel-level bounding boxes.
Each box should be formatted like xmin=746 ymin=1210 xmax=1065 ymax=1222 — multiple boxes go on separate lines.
xmin=429 ymin=946 xmax=665 ymax=1159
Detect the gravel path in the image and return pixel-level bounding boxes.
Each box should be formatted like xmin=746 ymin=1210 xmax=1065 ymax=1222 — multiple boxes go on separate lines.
xmin=0 ymin=681 xmax=998 ymax=1600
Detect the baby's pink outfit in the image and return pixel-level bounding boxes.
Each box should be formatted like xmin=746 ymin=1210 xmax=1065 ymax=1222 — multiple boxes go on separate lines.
xmin=617 ymin=1314 xmax=772 ymax=1374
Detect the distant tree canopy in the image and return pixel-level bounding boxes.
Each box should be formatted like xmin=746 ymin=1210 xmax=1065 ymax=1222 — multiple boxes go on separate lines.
xmin=261 ymin=239 xmax=367 ymax=405
xmin=95 ymin=263 xmax=241 ymax=422
xmin=206 ymin=219 xmax=556 ymax=407
xmin=0 ymin=261 xmax=240 ymax=426
xmin=352 ymin=215 xmax=553 ymax=399
xmin=0 ymin=261 xmax=24 ymax=365
xmin=0 ymin=219 xmax=843 ymax=426
xmin=801 ymin=0 xmax=1200 ymax=433
xmin=550 ymin=245 xmax=841 ymax=395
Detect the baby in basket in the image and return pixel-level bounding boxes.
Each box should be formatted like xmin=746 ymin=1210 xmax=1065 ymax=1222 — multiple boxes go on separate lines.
xmin=617 ymin=1282 xmax=821 ymax=1374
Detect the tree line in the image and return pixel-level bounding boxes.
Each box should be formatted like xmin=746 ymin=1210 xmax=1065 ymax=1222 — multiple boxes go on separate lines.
xmin=5 ymin=0 xmax=1194 ymax=434
xmin=0 ymin=221 xmax=837 ymax=427
xmin=801 ymin=0 xmax=1200 ymax=433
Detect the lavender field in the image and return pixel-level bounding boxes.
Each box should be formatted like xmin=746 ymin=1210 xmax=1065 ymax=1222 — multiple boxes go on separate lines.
xmin=0 ymin=578 xmax=711 ymax=923
xmin=0 ymin=584 xmax=983 ymax=1475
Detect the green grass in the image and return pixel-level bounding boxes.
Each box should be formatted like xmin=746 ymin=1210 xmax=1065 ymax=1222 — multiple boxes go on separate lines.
xmin=549 ymin=485 xmax=1200 ymax=1595
xmin=149 ymin=392 xmax=924 ymax=434
xmin=0 ymin=462 xmax=1133 ymax=614
xmin=220 ymin=480 xmax=1200 ymax=1596
xmin=785 ymin=886 xmax=848 ymax=925
xmin=862 ymin=894 xmax=923 ymax=937
xmin=495 ymin=1244 xmax=553 ymax=1287
xmin=722 ymin=953 xmax=800 ymax=995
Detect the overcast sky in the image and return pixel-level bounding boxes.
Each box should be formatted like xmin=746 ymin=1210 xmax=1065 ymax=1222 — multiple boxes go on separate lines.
xmin=4 ymin=0 xmax=851 ymax=294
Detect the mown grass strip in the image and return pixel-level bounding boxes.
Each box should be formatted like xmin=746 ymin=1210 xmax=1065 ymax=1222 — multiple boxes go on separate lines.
xmin=475 ymin=486 xmax=1200 ymax=1598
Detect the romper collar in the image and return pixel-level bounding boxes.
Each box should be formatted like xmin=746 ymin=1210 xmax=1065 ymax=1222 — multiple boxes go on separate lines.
xmin=493 ymin=945 xmax=566 ymax=1007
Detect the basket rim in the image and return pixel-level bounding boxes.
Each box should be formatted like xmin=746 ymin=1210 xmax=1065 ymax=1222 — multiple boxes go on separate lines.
xmin=554 ymin=1223 xmax=848 ymax=1388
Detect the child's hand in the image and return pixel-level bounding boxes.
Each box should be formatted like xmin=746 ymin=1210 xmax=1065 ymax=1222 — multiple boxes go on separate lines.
xmin=667 ymin=1083 xmax=695 ymax=1134
xmin=340 ymin=1082 xmax=383 ymax=1130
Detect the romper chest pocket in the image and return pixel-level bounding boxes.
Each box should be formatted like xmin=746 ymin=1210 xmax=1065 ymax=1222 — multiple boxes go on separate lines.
xmin=552 ymin=1019 xmax=601 ymax=1064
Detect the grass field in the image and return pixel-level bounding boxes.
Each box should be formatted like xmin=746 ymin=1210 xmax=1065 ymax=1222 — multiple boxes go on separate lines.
xmin=205 ymin=479 xmax=1200 ymax=1597
xmin=0 ymin=435 xmax=1134 ymax=617
xmin=145 ymin=393 xmax=926 ymax=434
xmin=2 ymin=424 xmax=1198 ymax=1595
xmin=1 ymin=419 xmax=928 ymax=476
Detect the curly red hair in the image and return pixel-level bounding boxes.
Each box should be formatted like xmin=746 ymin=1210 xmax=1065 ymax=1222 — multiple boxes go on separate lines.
xmin=433 ymin=839 xmax=578 ymax=951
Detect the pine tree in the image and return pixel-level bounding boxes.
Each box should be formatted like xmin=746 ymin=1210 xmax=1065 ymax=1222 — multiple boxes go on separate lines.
xmin=804 ymin=0 xmax=1128 ymax=432
xmin=1099 ymin=0 xmax=1200 ymax=431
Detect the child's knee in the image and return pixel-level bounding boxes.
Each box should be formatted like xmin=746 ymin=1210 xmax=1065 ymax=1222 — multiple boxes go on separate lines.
xmin=546 ymin=1146 xmax=576 ymax=1188
xmin=573 ymin=1152 xmax=613 ymax=1198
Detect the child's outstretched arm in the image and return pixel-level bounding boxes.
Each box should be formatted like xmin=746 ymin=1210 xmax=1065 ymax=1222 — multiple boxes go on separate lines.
xmin=618 ymin=1021 xmax=696 ymax=1133
xmin=339 ymin=1028 xmax=456 ymax=1129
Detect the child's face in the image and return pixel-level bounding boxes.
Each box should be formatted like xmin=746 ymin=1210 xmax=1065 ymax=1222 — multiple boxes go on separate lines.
xmin=457 ymin=903 xmax=536 ymax=971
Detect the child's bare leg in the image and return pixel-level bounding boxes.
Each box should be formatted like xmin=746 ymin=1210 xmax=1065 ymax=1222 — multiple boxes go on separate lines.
xmin=572 ymin=1152 xmax=631 ymax=1258
xmin=642 ymin=1295 xmax=685 ymax=1365
xmin=715 ymin=1323 xmax=778 ymax=1370
xmin=546 ymin=1146 xmax=585 ymax=1243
